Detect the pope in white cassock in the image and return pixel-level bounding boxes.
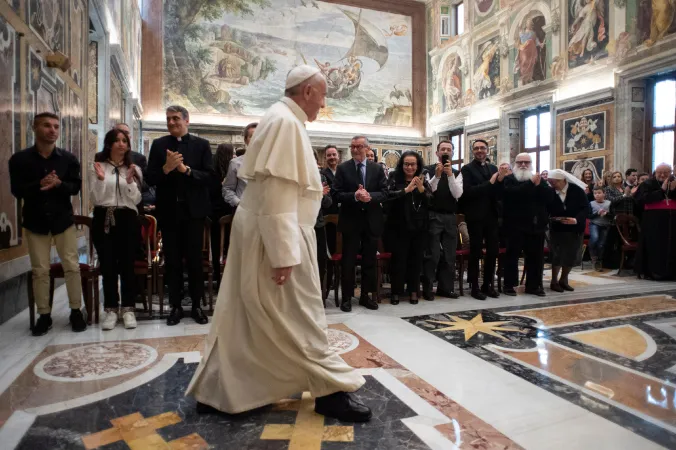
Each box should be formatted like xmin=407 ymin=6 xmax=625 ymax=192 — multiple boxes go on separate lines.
xmin=186 ymin=65 xmax=371 ymax=422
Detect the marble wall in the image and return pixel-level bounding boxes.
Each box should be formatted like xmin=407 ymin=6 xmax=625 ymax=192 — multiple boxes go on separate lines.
xmin=427 ymin=0 xmax=676 ymax=172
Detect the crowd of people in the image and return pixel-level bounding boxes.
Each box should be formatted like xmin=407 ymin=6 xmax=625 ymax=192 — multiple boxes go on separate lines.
xmin=8 ymin=107 xmax=676 ymax=336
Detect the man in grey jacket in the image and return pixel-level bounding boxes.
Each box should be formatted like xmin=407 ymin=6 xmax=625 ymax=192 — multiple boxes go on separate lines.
xmin=222 ymin=122 xmax=257 ymax=207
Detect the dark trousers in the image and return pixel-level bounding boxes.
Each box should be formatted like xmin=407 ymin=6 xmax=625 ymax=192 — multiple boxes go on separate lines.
xmin=467 ymin=219 xmax=499 ymax=288
xmin=391 ymin=228 xmax=425 ymax=295
xmin=160 ymin=205 xmax=205 ymax=309
xmin=423 ymin=212 xmax=457 ymax=292
xmin=316 ymin=226 xmax=328 ymax=292
xmin=504 ymin=229 xmax=545 ymax=290
xmin=92 ymin=207 xmax=140 ymax=309
xmin=325 ymin=222 xmax=337 ymax=287
xmin=341 ymin=225 xmax=378 ymax=299
xmin=210 ymin=211 xmax=229 ymax=287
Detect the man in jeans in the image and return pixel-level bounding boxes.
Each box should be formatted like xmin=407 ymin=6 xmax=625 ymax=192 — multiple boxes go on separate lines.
xmin=9 ymin=112 xmax=87 ymax=336
xmin=422 ymin=140 xmax=463 ymax=299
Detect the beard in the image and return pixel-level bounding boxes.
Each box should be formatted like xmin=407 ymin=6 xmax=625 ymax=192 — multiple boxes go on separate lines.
xmin=514 ymin=167 xmax=533 ymax=182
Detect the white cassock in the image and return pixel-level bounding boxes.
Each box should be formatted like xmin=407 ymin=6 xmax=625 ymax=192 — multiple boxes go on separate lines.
xmin=186 ymin=97 xmax=365 ymax=413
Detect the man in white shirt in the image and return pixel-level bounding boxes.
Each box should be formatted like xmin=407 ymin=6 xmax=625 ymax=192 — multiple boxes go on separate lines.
xmin=222 ymin=122 xmax=257 ymax=208
xmin=422 ymin=140 xmax=463 ymax=299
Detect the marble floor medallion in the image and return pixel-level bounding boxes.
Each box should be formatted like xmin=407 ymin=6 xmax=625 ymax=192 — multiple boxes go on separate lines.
xmin=405 ymin=290 xmax=676 ymax=449
xmin=33 ymin=343 xmax=158 ymax=382
xmin=327 ymin=328 xmax=359 ymax=354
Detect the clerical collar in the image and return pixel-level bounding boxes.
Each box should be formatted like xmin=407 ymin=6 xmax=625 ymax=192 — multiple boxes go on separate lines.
xmin=172 ymin=133 xmax=190 ymax=142
xmin=281 ymin=97 xmax=309 ymax=123
xmin=472 ymin=159 xmax=486 ymax=166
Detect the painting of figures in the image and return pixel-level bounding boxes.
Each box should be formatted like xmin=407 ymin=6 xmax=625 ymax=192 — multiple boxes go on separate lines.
xmin=563 ymin=111 xmax=606 ymax=154
xmin=441 ymin=53 xmax=462 ymax=112
xmin=563 ymin=156 xmax=605 ymax=182
xmin=163 ymin=0 xmax=413 ymax=127
xmin=514 ymin=13 xmax=547 ymax=87
xmin=474 ymin=0 xmax=498 ymax=24
xmin=567 ymin=0 xmax=609 ymax=68
xmin=473 ymin=37 xmax=500 ymax=100
xmin=637 ymin=0 xmax=676 ymax=47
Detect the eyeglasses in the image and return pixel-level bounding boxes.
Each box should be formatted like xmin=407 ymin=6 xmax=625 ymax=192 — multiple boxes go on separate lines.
xmin=515 ymin=161 xmax=531 ymax=165
xmin=403 ymin=163 xmax=417 ymax=167
xmin=473 ymin=146 xmax=487 ymax=151
xmin=350 ymin=144 xmax=366 ymax=150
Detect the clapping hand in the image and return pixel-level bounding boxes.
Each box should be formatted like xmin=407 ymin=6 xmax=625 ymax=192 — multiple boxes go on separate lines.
xmin=415 ymin=176 xmax=425 ymax=193
xmin=490 ymin=172 xmax=499 ymax=184
xmin=532 ymin=173 xmax=541 ymax=186
xmin=94 ymin=163 xmax=105 ymax=181
xmin=497 ymin=166 xmax=510 ymax=182
xmin=126 ymin=164 xmax=137 ymax=184
xmin=663 ymin=177 xmax=676 ymax=191
xmin=356 ymin=184 xmax=371 ymax=203
xmin=599 ymin=209 xmax=608 ymax=217
xmin=163 ymin=150 xmax=183 ymax=174
xmin=322 ymin=182 xmax=330 ymax=196
xmin=40 ymin=170 xmax=62 ymax=191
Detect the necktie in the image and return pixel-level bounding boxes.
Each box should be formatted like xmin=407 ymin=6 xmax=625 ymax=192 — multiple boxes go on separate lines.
xmin=357 ymin=162 xmax=365 ymax=186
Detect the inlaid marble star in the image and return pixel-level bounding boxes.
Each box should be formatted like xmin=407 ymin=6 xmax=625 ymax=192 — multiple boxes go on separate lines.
xmin=427 ymin=314 xmax=521 ymax=342
xmin=318 ymin=106 xmax=334 ymax=120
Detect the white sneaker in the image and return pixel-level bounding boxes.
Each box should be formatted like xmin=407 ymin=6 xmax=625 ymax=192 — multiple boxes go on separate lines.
xmin=123 ymin=311 xmax=137 ymax=329
xmin=102 ymin=311 xmax=118 ymax=330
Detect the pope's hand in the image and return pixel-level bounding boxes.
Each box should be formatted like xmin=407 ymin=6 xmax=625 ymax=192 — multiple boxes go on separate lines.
xmin=272 ymin=267 xmax=292 ymax=286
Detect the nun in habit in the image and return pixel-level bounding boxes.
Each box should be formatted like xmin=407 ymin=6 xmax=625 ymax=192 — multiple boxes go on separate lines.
xmin=186 ymin=65 xmax=371 ymax=422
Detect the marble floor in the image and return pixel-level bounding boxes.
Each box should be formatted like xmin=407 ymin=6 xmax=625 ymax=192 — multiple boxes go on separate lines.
xmin=1 ymin=268 xmax=675 ymax=449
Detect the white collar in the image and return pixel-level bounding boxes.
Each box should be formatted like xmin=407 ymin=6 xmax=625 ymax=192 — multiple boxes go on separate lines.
xmin=280 ymin=97 xmax=309 ymax=123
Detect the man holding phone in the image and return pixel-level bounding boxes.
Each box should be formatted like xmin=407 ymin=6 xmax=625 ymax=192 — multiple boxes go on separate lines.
xmin=422 ymin=140 xmax=463 ymax=299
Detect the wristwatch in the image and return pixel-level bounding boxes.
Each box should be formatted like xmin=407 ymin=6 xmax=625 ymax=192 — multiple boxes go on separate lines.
xmin=185 ymin=165 xmax=192 ymax=176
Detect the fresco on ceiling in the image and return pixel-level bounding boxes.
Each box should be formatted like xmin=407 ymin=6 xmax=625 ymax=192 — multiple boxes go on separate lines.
xmin=567 ymin=0 xmax=609 ymax=68
xmin=635 ymin=0 xmax=676 ymax=47
xmin=163 ymin=0 xmax=413 ymax=127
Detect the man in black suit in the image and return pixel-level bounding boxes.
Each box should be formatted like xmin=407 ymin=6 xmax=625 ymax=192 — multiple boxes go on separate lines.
xmin=147 ymin=105 xmax=215 ymax=326
xmin=502 ymin=153 xmax=554 ymax=297
xmin=333 ymin=136 xmax=388 ymax=312
xmin=460 ymin=139 xmax=509 ymax=300
xmin=322 ymin=145 xmax=340 ymax=290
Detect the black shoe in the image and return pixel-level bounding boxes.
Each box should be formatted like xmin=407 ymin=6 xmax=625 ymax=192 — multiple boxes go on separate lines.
xmin=471 ymin=289 xmax=487 ymax=301
xmin=409 ymin=294 xmax=419 ymax=305
xmin=391 ymin=295 xmax=400 ymax=305
xmin=549 ymin=282 xmax=564 ymax=293
xmin=32 ymin=314 xmax=52 ymax=336
xmin=359 ymin=294 xmax=379 ymax=310
xmin=167 ymin=306 xmax=184 ymax=326
xmin=559 ymin=281 xmax=575 ymax=292
xmin=436 ymin=290 xmax=459 ymax=299
xmin=191 ymin=307 xmax=209 ymax=325
xmin=525 ymin=287 xmax=547 ymax=297
xmin=503 ymin=287 xmax=517 ymax=296
xmin=422 ymin=283 xmax=434 ymax=301
xmin=70 ymin=309 xmax=87 ymax=332
xmin=314 ymin=391 xmax=372 ymax=423
xmin=481 ymin=286 xmax=500 ymax=298
xmin=196 ymin=401 xmax=222 ymax=414
xmin=340 ymin=299 xmax=352 ymax=312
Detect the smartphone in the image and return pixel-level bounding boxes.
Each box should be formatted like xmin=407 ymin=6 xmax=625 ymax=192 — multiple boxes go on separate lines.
xmin=441 ymin=154 xmax=450 ymax=165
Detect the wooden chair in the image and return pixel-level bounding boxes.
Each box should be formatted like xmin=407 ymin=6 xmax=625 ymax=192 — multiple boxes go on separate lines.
xmin=29 ymin=215 xmax=100 ymax=329
xmin=455 ymin=214 xmax=469 ymax=296
xmin=580 ymin=218 xmax=591 ymax=270
xmin=134 ymin=215 xmax=156 ymax=317
xmin=615 ymin=213 xmax=641 ymax=275
xmin=155 ymin=219 xmax=213 ymax=316
xmin=375 ymin=239 xmax=392 ymax=302
xmin=218 ymin=215 xmax=234 ymax=279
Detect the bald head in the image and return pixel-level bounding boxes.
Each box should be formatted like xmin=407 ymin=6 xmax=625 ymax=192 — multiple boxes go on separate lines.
xmin=284 ymin=73 xmax=327 ymax=122
xmin=655 ymin=163 xmax=673 ymax=182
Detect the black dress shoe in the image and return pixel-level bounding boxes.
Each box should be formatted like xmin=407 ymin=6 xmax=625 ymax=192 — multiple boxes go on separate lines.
xmin=314 ymin=391 xmax=372 ymax=423
xmin=167 ymin=306 xmax=184 ymax=326
xmin=359 ymin=295 xmax=379 ymax=310
xmin=481 ymin=286 xmax=500 ymax=298
xmin=70 ymin=309 xmax=87 ymax=332
xmin=340 ymin=300 xmax=352 ymax=312
xmin=525 ymin=287 xmax=547 ymax=297
xmin=436 ymin=290 xmax=459 ymax=299
xmin=549 ymin=282 xmax=564 ymax=293
xmin=471 ymin=289 xmax=487 ymax=300
xmin=422 ymin=291 xmax=435 ymax=301
xmin=559 ymin=281 xmax=575 ymax=292
xmin=409 ymin=294 xmax=419 ymax=305
xmin=32 ymin=314 xmax=52 ymax=337
xmin=390 ymin=295 xmax=400 ymax=305
xmin=191 ymin=307 xmax=209 ymax=324
xmin=503 ymin=287 xmax=517 ymax=296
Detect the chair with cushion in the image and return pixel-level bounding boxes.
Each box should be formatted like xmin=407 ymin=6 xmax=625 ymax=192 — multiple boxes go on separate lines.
xmin=28 ymin=215 xmax=100 ymax=329
xmin=135 ymin=215 xmax=157 ymax=317
xmin=615 ymin=213 xmax=641 ymax=275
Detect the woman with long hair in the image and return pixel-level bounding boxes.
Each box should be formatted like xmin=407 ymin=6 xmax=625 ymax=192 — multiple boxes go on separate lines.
xmin=211 ymin=143 xmax=235 ymax=288
xmin=580 ymin=168 xmax=595 ymax=201
xmin=604 ymin=171 xmax=625 ymax=203
xmin=384 ymin=151 xmax=432 ymax=305
xmin=90 ymin=129 xmax=142 ymax=330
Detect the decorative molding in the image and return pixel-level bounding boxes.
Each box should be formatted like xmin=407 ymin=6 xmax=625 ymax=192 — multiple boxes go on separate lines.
xmin=466 ymin=119 xmax=500 ymax=135
xmin=613 ymin=0 xmax=626 ymax=8
xmin=555 ymin=88 xmax=615 ymax=115
xmin=550 ymin=7 xmax=561 ymax=35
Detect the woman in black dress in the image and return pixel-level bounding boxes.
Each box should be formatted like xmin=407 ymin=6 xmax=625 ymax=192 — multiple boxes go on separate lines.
xmin=384 ymin=151 xmax=432 ymax=305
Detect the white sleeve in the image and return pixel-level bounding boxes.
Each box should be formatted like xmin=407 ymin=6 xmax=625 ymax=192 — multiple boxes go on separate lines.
xmin=428 ymin=174 xmax=440 ymax=193
xmin=257 ymin=177 xmax=301 ymax=268
xmin=89 ymin=164 xmax=105 ymax=205
xmin=449 ymin=171 xmax=463 ymax=199
xmin=222 ymin=163 xmax=241 ymax=207
xmin=125 ymin=167 xmax=142 ymax=205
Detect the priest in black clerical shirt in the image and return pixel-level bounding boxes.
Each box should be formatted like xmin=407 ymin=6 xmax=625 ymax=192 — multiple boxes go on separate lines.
xmin=147 ymin=105 xmax=216 ymax=326
xmin=460 ymin=139 xmax=509 ymax=300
